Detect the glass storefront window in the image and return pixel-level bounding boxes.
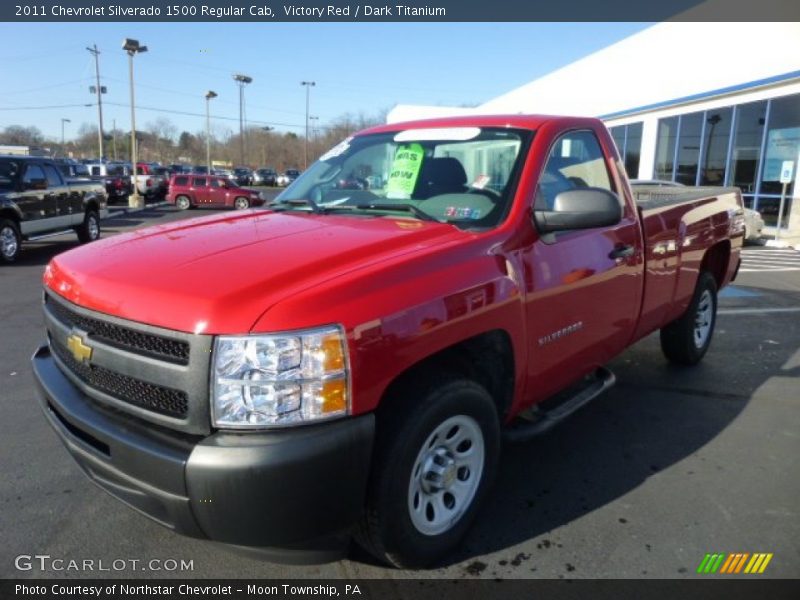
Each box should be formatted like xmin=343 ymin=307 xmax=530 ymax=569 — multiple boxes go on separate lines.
xmin=624 ymin=122 xmax=643 ymax=180
xmin=675 ymin=112 xmax=703 ymax=185
xmin=608 ymin=123 xmax=643 ymax=179
xmin=760 ymin=95 xmax=800 ymax=199
xmin=610 ymin=126 xmax=625 ymax=157
xmin=654 ymin=116 xmax=678 ymax=180
xmin=699 ymin=107 xmax=732 ymax=186
xmin=730 ymin=101 xmax=767 ymax=195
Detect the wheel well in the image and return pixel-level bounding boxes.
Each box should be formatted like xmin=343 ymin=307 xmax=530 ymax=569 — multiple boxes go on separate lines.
xmin=700 ymin=240 xmax=731 ymax=289
xmin=0 ymin=208 xmax=20 ymax=225
xmin=85 ymin=199 xmax=99 ymax=214
xmin=379 ymin=330 xmax=515 ymax=421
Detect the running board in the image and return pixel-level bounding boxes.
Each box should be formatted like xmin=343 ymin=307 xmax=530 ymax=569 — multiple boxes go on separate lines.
xmin=27 ymin=229 xmax=75 ymax=242
xmin=504 ymin=367 xmax=616 ymax=442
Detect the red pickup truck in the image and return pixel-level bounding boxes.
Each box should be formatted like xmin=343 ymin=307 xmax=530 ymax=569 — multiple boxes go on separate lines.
xmin=32 ymin=115 xmax=743 ymax=568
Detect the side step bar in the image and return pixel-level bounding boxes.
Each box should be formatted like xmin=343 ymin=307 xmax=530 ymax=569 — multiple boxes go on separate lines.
xmin=504 ymin=367 xmax=616 ymax=442
xmin=26 ymin=229 xmax=75 ymax=242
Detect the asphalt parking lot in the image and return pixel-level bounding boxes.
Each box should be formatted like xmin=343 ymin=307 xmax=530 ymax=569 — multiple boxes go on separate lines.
xmin=1 ymin=204 xmax=798 ymax=580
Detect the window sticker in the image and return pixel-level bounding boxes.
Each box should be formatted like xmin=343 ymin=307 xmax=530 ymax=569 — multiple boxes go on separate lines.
xmin=386 ymin=143 xmax=425 ymax=199
xmin=444 ymin=206 xmax=483 ymax=219
xmin=471 ymin=175 xmax=491 ymax=189
xmin=319 ymin=137 xmax=353 ymax=162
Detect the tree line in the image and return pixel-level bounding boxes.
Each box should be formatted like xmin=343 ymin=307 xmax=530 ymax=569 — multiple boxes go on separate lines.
xmin=0 ymin=110 xmax=386 ymax=170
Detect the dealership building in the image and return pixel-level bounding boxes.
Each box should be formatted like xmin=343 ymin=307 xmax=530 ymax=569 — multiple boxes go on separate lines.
xmin=388 ymin=22 xmax=800 ymax=238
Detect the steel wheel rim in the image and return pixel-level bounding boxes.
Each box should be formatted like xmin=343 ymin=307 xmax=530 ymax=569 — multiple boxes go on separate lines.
xmin=408 ymin=415 xmax=485 ymax=536
xmin=693 ymin=289 xmax=713 ymax=348
xmin=88 ymin=215 xmax=99 ymax=239
xmin=1 ymin=226 xmax=18 ymax=259
xmin=235 ymin=198 xmax=248 ymax=209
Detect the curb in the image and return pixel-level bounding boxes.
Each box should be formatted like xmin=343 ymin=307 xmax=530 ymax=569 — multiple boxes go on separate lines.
xmin=107 ymin=201 xmax=168 ymax=218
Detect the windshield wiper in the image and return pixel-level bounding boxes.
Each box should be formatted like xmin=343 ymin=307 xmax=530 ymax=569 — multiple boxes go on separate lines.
xmin=267 ymin=198 xmax=324 ymax=214
xmin=353 ymin=203 xmax=438 ymax=222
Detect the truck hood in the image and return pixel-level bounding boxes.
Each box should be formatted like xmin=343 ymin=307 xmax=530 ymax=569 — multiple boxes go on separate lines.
xmin=45 ymin=210 xmax=462 ymax=334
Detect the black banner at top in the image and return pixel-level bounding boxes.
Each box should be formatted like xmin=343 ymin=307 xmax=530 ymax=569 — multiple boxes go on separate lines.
xmin=2 ymin=0 xmax=800 ymax=22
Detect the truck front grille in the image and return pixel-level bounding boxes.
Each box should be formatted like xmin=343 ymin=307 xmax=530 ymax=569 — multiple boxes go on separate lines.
xmin=43 ymin=291 xmax=213 ymax=435
xmin=51 ymin=339 xmax=188 ymax=418
xmin=46 ymin=294 xmax=189 ymax=365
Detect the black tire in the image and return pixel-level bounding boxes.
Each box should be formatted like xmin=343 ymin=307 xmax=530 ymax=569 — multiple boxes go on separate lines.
xmin=0 ymin=218 xmax=22 ymax=263
xmin=75 ymin=210 xmax=101 ymax=244
xmin=234 ymin=196 xmax=250 ymax=210
xmin=357 ymin=378 xmax=500 ymax=568
xmin=660 ymin=271 xmax=718 ymax=365
xmin=175 ymin=195 xmax=191 ymax=210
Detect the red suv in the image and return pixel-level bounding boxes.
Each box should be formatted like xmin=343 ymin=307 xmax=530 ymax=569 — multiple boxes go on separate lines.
xmin=166 ymin=174 xmax=264 ymax=210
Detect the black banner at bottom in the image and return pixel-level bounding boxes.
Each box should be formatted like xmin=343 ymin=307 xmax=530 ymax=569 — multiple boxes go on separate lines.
xmin=3 ymin=579 xmax=800 ymax=600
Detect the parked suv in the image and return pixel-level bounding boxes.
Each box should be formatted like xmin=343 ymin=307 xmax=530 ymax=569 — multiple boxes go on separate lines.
xmin=233 ymin=167 xmax=254 ymax=186
xmin=166 ymin=174 xmax=264 ymax=210
xmin=254 ymin=168 xmax=277 ymax=186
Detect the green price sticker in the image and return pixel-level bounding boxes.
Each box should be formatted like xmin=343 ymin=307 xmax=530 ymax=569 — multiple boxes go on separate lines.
xmin=386 ymin=143 xmax=424 ymax=199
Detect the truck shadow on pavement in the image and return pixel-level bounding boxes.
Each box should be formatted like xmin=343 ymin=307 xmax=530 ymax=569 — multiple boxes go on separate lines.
xmin=429 ymin=329 xmax=799 ymax=570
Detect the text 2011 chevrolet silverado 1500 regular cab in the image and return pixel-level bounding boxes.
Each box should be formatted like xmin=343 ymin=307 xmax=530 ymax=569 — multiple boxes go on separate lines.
xmin=32 ymin=115 xmax=743 ymax=567
xmin=1 ymin=155 xmax=108 ymax=263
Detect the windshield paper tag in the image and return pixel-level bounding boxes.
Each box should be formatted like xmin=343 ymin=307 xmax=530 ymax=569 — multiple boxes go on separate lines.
xmin=319 ymin=137 xmax=353 ymax=161
xmin=386 ymin=143 xmax=424 ymax=199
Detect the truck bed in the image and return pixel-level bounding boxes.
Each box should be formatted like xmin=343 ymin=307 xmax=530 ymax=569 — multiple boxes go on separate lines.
xmin=632 ymin=185 xmax=741 ymax=210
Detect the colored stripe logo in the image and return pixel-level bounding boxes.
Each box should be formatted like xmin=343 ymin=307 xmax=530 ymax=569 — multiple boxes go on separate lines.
xmin=696 ymin=553 xmax=773 ymax=574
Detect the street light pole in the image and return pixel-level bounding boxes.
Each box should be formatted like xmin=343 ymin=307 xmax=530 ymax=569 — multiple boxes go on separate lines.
xmin=205 ymin=91 xmax=218 ymax=174
xmin=123 ymin=38 xmax=148 ymax=208
xmin=301 ymin=81 xmax=315 ymax=169
xmin=261 ymin=126 xmax=273 ymax=167
xmin=233 ymin=74 xmax=252 ymax=166
xmin=60 ymin=118 xmax=71 ymax=149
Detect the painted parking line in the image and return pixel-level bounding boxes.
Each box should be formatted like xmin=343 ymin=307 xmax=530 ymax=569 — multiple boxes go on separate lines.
xmin=718 ymin=307 xmax=800 ymax=315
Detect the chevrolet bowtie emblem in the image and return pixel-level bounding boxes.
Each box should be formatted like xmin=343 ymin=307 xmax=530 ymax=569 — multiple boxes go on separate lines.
xmin=66 ymin=334 xmax=92 ymax=363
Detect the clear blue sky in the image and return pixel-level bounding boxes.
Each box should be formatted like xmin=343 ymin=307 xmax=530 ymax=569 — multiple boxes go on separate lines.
xmin=0 ymin=22 xmax=651 ymax=142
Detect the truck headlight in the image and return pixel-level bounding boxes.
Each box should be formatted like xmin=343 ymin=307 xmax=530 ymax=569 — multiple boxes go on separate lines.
xmin=212 ymin=326 xmax=349 ymax=428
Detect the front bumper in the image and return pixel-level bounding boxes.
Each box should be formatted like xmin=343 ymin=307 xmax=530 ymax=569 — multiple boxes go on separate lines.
xmin=32 ymin=344 xmax=375 ymax=550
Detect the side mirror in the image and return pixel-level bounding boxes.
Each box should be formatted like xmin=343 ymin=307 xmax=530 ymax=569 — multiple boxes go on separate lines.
xmin=534 ymin=188 xmax=622 ymax=233
xmin=25 ymin=178 xmax=47 ymax=191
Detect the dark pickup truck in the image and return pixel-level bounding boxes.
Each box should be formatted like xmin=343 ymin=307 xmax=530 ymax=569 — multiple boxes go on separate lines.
xmin=0 ymin=155 xmax=108 ymax=263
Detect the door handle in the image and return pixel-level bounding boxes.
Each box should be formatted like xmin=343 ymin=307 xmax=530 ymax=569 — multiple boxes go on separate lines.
xmin=609 ymin=244 xmax=635 ymax=259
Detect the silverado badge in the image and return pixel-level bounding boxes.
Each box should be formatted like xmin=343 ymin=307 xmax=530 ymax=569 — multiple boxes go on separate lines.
xmin=66 ymin=334 xmax=93 ymax=363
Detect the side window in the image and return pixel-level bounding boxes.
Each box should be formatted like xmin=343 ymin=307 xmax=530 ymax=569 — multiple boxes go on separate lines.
xmin=174 ymin=176 xmax=188 ymax=186
xmin=91 ymin=166 xmax=101 ymax=176
xmin=210 ymin=179 xmax=222 ymax=188
xmin=43 ymin=165 xmax=63 ymax=187
xmin=535 ymin=130 xmax=613 ymax=210
xmin=192 ymin=177 xmax=207 ymax=187
xmin=23 ymin=164 xmax=46 ymax=187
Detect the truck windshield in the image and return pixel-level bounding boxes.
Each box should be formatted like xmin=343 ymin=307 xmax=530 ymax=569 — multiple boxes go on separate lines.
xmin=275 ymin=127 xmax=531 ymax=230
xmin=0 ymin=159 xmax=20 ymax=190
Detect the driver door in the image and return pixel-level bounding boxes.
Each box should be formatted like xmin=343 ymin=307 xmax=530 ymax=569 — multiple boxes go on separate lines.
xmin=520 ymin=128 xmax=643 ymax=402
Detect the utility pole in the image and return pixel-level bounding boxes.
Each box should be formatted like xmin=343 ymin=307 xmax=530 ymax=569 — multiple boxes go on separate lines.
xmin=86 ymin=44 xmax=105 ymax=159
xmin=112 ymin=119 xmax=117 ymax=160
xmin=301 ymin=81 xmax=315 ymax=169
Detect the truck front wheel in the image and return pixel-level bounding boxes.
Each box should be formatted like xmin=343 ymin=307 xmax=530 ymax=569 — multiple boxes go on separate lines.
xmin=660 ymin=271 xmax=718 ymax=365
xmin=358 ymin=379 xmax=500 ymax=568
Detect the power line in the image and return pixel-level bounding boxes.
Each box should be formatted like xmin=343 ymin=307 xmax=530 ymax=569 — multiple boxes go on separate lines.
xmin=0 ymin=103 xmax=95 ymax=110
xmin=103 ymin=101 xmax=307 ymax=130
xmin=4 ymin=78 xmax=94 ymax=96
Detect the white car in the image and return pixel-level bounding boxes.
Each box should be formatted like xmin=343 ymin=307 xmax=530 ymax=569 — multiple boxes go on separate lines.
xmin=743 ymin=207 xmax=764 ymax=242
